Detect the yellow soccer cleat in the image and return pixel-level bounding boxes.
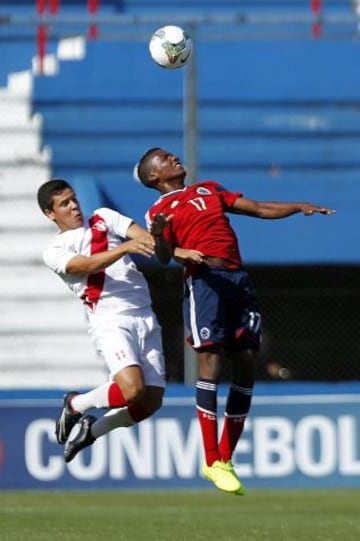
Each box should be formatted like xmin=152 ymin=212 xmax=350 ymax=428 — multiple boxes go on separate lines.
xmin=202 ymin=460 xmax=245 ymax=495
xmin=224 ymin=461 xmax=246 ymax=495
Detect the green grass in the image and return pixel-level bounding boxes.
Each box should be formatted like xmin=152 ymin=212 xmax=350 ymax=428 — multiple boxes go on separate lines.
xmin=0 ymin=489 xmax=359 ymax=541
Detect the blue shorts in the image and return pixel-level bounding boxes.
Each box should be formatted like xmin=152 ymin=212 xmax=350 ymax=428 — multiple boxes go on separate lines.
xmin=183 ymin=266 xmax=262 ymax=352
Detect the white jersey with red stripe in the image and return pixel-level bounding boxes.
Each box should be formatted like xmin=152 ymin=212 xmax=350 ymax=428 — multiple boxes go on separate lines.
xmin=43 ymin=207 xmax=152 ymax=315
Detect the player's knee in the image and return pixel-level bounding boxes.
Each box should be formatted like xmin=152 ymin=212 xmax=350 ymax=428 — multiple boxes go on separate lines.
xmin=241 ymin=348 xmax=258 ymax=365
xmin=232 ymin=349 xmax=258 ymax=385
xmin=141 ymin=387 xmax=164 ymax=415
xmin=123 ymin=381 xmax=146 ymax=404
xmin=151 ymin=392 xmax=163 ymax=413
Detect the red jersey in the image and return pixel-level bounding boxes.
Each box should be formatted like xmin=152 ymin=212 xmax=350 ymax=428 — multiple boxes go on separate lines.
xmin=146 ymin=181 xmax=243 ymax=270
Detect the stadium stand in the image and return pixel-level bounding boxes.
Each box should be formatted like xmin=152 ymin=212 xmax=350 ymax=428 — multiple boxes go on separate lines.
xmin=32 ymin=33 xmax=356 ymax=263
xmin=0 ymin=1 xmax=358 ymax=386
xmin=0 ymin=70 xmax=103 ymax=389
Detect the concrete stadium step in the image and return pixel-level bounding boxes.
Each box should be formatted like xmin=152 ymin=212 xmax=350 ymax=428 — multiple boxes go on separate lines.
xmin=0 ymin=71 xmax=34 ymax=121
xmin=0 ymin=333 xmax=100 ymax=368
xmin=0 ymin=334 xmax=105 ymax=389
xmin=0 ymin=198 xmax=52 ymax=230
xmin=0 ymin=131 xmax=43 ymax=158
xmin=0 ymin=265 xmax=71 ymax=298
xmin=0 ymin=288 xmax=103 ymax=388
xmin=0 ymin=163 xmax=51 ymax=198
xmin=0 ymin=368 xmax=105 ymax=390
xmin=0 ymin=231 xmax=54 ymax=264
xmin=1 ymin=298 xmax=89 ymax=333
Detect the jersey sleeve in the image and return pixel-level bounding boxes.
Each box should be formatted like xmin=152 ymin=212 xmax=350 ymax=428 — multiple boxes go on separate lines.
xmin=205 ymin=180 xmax=243 ymax=209
xmin=95 ymin=207 xmax=133 ymax=238
xmin=43 ymin=242 xmax=77 ymax=275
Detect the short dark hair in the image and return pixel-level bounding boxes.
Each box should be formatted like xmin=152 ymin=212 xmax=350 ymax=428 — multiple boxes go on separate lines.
xmin=137 ymin=147 xmax=161 ymax=187
xmin=37 ymin=178 xmax=72 ymax=213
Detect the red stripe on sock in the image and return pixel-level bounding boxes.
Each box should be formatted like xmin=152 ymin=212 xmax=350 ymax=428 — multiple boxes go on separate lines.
xmin=107 ymin=384 xmax=150 ymax=423
xmin=108 ymin=383 xmax=128 ymax=408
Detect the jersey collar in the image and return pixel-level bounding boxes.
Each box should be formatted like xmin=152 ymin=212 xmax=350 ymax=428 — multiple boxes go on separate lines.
xmin=158 ymin=186 xmax=187 ymax=200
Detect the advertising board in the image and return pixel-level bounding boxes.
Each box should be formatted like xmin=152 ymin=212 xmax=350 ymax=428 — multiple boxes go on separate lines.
xmin=1 ymin=384 xmax=359 ymax=490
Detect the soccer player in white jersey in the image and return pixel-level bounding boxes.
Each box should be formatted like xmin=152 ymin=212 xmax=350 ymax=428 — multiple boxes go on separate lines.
xmin=37 ymin=178 xmax=167 ymax=463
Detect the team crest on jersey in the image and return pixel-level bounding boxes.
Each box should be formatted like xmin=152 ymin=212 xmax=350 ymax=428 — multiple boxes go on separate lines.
xmin=200 ymin=327 xmax=210 ymax=340
xmin=171 ymin=201 xmax=179 ymax=209
xmin=92 ymin=220 xmax=108 ymax=232
xmin=196 ymin=187 xmax=211 ymax=195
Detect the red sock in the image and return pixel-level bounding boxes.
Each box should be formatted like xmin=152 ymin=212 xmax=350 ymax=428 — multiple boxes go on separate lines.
xmin=219 ymin=415 xmax=245 ymax=463
xmin=197 ymin=408 xmax=221 ymax=466
xmin=108 ymin=382 xmax=128 ymax=407
xmin=108 ymin=383 xmax=149 ymax=423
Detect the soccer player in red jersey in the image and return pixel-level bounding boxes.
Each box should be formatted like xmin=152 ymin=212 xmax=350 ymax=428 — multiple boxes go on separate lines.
xmin=137 ymin=147 xmax=335 ymax=495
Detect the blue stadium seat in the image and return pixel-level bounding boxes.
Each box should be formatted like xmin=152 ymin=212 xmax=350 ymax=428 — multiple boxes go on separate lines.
xmin=1 ymin=3 xmax=355 ymax=263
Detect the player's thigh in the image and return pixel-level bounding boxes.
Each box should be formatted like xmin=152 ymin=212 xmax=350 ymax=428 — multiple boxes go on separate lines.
xmin=229 ymin=348 xmax=258 ymax=387
xmin=183 ymin=274 xmax=227 ymax=347
xmin=230 ymin=272 xmax=263 ymax=348
xmin=138 ymin=312 xmax=166 ymax=388
xmin=113 ymin=365 xmax=145 ymax=398
xmin=90 ymin=315 xmax=141 ymax=377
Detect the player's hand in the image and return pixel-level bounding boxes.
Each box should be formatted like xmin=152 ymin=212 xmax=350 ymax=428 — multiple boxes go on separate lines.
xmin=151 ymin=213 xmax=174 ymax=237
xmin=174 ymin=248 xmax=204 ymax=264
xmin=125 ymin=234 xmax=155 ymax=258
xmin=300 ymin=203 xmax=336 ymax=216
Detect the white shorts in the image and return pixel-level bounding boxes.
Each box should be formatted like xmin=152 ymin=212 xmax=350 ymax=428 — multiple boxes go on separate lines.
xmin=88 ymin=307 xmax=166 ymax=388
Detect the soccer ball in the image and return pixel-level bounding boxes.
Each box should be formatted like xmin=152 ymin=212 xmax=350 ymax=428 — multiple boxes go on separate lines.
xmin=149 ymin=25 xmax=192 ymax=70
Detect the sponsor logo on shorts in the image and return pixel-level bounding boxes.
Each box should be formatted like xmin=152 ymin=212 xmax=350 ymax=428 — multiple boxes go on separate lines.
xmin=200 ymin=327 xmax=210 ymax=340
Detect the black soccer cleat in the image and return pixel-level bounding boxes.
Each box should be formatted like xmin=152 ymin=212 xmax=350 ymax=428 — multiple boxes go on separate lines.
xmin=55 ymin=391 xmax=82 ymax=444
xmin=64 ymin=415 xmax=97 ymax=463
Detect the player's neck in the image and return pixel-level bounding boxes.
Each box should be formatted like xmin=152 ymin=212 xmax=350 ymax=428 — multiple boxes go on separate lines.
xmin=159 ymin=180 xmax=184 ymax=194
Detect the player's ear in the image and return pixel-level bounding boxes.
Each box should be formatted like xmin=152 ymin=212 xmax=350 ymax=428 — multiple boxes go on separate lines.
xmin=148 ymin=170 xmax=159 ymax=183
xmin=44 ymin=208 xmax=56 ymax=222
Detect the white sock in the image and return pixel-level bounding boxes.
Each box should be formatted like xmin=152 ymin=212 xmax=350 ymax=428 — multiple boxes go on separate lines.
xmin=91 ymin=407 xmax=135 ymax=439
xmin=71 ymin=382 xmax=113 ymax=413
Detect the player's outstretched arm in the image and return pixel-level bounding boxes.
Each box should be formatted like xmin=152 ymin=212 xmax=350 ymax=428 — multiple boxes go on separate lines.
xmin=230 ymin=197 xmax=335 ymax=219
xmin=296 ymin=203 xmax=336 ymax=216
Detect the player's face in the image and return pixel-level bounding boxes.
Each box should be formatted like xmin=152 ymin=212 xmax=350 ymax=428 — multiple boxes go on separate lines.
xmin=46 ymin=188 xmax=84 ymax=232
xmin=151 ymin=149 xmax=186 ymax=185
